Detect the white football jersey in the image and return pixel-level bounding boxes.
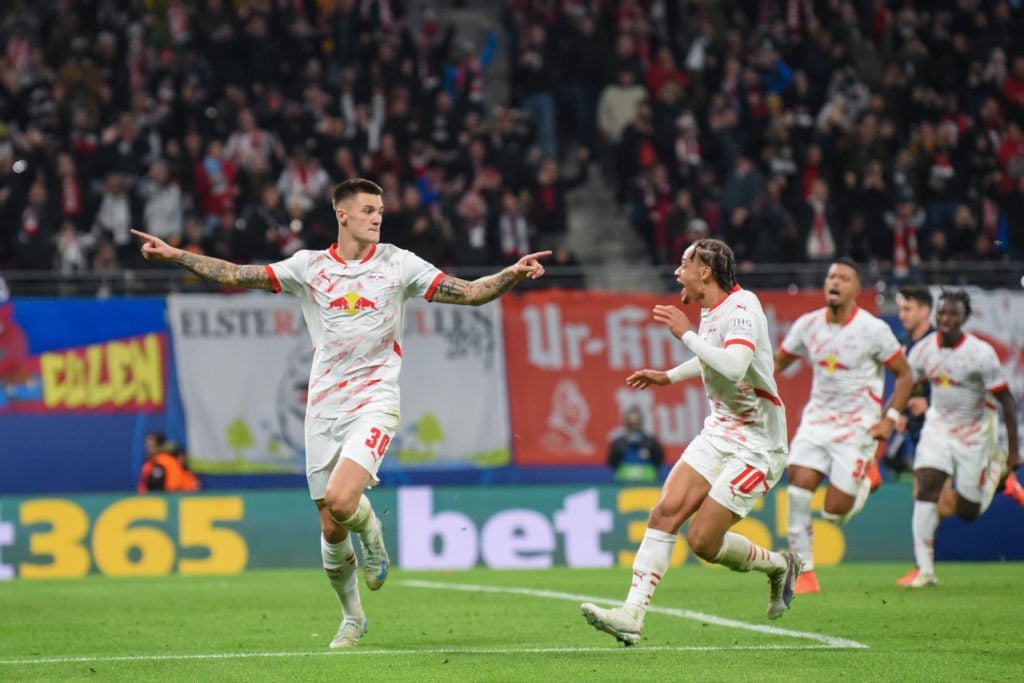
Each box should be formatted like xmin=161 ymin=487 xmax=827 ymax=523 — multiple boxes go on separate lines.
xmin=907 ymin=331 xmax=1008 ymax=442
xmin=780 ymin=306 xmax=903 ymax=438
xmin=698 ymin=287 xmax=788 ymax=452
xmin=267 ymin=243 xmax=444 ymax=419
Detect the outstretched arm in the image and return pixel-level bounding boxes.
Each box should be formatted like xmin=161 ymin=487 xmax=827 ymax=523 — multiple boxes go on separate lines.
xmin=430 ymin=250 xmax=551 ymax=305
xmin=131 ymin=229 xmax=274 ymax=291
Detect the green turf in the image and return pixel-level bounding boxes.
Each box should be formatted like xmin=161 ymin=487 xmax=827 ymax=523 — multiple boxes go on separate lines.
xmin=1 ymin=564 xmax=1021 ymax=681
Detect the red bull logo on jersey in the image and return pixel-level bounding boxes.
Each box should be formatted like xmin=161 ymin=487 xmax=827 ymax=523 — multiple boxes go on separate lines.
xmin=818 ymin=356 xmax=850 ymax=374
xmin=932 ymin=373 xmax=960 ymax=389
xmin=328 ymin=292 xmax=378 ymax=315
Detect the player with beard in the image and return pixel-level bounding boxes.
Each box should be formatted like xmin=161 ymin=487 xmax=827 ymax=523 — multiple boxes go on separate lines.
xmin=898 ymin=290 xmax=1019 ymax=587
xmin=774 ymin=258 xmax=913 ymax=594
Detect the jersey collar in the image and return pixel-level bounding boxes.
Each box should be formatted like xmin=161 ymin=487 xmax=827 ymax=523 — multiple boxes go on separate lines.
xmin=709 ymin=284 xmax=742 ymax=311
xmin=330 ymin=243 xmax=376 ymax=265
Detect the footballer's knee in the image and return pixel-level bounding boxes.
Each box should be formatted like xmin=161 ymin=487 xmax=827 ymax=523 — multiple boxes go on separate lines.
xmin=684 ymin=527 xmax=719 ymax=562
xmin=323 ymin=488 xmax=359 ymax=522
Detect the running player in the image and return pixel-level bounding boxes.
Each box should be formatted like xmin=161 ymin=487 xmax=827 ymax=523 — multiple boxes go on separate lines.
xmin=774 ymin=258 xmax=913 ymax=594
xmin=581 ymin=239 xmax=800 ymax=647
xmin=898 ymin=289 xmax=1019 ymax=587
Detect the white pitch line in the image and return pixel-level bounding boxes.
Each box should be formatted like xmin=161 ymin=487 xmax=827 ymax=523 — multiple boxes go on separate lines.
xmin=0 ymin=579 xmax=866 ymax=666
xmin=0 ymin=644 xmax=844 ymax=666
xmin=403 ymin=579 xmax=869 ymax=650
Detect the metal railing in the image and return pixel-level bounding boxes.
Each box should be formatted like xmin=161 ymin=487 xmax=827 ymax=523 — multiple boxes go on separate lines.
xmin=2 ymin=260 xmax=1022 ymax=297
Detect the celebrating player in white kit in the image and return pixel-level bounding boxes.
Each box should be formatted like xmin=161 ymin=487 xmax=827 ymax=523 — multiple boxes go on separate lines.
xmin=132 ymin=178 xmax=551 ymax=648
xmin=774 ymin=258 xmax=913 ymax=594
xmin=581 ymin=239 xmax=800 ymax=647
xmin=898 ymin=290 xmax=1019 ymax=587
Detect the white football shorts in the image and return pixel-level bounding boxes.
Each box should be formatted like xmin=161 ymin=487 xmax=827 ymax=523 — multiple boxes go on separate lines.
xmin=914 ymin=416 xmax=997 ymax=504
xmin=305 ymin=411 xmax=399 ymax=500
xmin=787 ymin=428 xmax=876 ymax=497
xmin=683 ymin=433 xmax=787 ymax=518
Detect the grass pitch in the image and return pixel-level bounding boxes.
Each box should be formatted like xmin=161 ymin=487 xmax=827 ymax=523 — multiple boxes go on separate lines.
xmin=1 ymin=564 xmax=1020 ymax=681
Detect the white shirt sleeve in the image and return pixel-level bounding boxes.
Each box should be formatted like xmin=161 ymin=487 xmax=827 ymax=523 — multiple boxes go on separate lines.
xmin=682 ymin=330 xmax=754 ymax=383
xmin=666 ymin=356 xmax=702 ymax=383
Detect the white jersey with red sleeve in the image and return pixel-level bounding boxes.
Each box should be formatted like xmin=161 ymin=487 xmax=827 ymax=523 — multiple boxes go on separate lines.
xmin=907 ymin=331 xmax=1008 ymax=442
xmin=698 ymin=287 xmax=788 ymax=452
xmin=779 ymin=306 xmax=902 ymax=440
xmin=266 ymin=243 xmax=445 ymax=419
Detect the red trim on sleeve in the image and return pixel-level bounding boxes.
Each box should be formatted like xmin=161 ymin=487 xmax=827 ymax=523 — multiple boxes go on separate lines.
xmin=754 ymin=388 xmax=783 ymax=406
xmin=264 ymin=264 xmax=281 ymax=293
xmin=725 ymin=338 xmax=755 ymax=351
xmin=394 ymin=341 xmax=402 ymax=357
xmin=424 ymin=272 xmax=446 ymax=301
xmin=987 ymin=382 xmax=1009 ymax=394
xmin=882 ymin=348 xmax=904 ymax=366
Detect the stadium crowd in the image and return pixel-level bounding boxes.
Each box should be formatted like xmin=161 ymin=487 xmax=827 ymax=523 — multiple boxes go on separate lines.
xmin=0 ymin=0 xmax=1022 ymax=290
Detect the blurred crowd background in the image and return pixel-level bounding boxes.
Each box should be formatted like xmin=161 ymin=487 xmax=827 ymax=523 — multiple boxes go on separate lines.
xmin=1 ymin=0 xmax=1023 ymax=296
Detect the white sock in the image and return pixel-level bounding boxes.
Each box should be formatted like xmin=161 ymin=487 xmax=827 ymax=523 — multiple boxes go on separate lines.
xmin=786 ymin=486 xmax=815 ymax=572
xmin=711 ymin=532 xmax=788 ymax=575
xmin=835 ymin=477 xmax=872 ymax=525
xmin=322 ymin=534 xmax=362 ymax=620
xmin=979 ymin=454 xmax=1005 ymax=514
xmin=337 ymin=494 xmax=373 ymax=532
xmin=911 ymin=501 xmax=938 ymax=575
xmin=624 ymin=528 xmax=676 ymax=617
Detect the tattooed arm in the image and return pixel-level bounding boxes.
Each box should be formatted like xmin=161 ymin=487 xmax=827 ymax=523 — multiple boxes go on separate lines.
xmin=430 ymin=250 xmax=552 ymax=305
xmin=131 ymin=229 xmax=274 ymax=291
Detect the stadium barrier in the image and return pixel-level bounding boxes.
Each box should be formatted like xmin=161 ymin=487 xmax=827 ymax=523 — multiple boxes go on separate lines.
xmin=0 ymin=484 xmax=1019 ymax=580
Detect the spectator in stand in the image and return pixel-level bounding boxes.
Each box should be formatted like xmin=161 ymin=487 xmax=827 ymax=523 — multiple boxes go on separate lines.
xmin=618 ymin=98 xmax=661 ymax=208
xmin=495 ymin=188 xmax=534 ymax=264
xmin=277 ymin=147 xmax=332 ymax=216
xmin=136 ymin=160 xmax=184 ymax=246
xmin=53 ymin=152 xmax=89 ymax=232
xmin=797 ymin=177 xmax=844 ymax=266
xmin=195 ymin=139 xmax=239 ymax=227
xmin=645 ymin=46 xmax=688 ymax=101
xmin=528 ymin=149 xmax=590 ymax=254
xmin=442 ymin=20 xmax=497 ymax=116
xmin=91 ymin=173 xmax=136 ymax=263
xmin=513 ymin=23 xmax=558 ymax=161
xmin=224 ymin=108 xmax=283 ymax=177
xmin=663 ymin=189 xmax=698 ymax=266
xmin=242 ymin=184 xmax=290 ymax=263
xmin=559 ymin=10 xmax=607 ymax=154
xmin=597 ymin=67 xmax=648 ymax=201
xmin=720 ymin=151 xmax=763 ymax=265
xmin=885 ymin=190 xmax=928 ymax=284
xmin=450 ymin=190 xmax=494 ymax=269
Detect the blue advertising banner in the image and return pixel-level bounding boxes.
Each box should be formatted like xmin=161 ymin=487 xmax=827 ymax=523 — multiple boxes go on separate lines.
xmin=0 ymin=297 xmax=184 ymax=494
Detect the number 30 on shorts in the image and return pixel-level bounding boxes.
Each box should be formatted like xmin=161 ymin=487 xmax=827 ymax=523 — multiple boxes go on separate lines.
xmin=364 ymin=427 xmax=391 ymax=459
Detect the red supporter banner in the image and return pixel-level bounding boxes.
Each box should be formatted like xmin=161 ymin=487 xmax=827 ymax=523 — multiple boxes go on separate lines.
xmin=503 ymin=289 xmax=878 ymax=467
